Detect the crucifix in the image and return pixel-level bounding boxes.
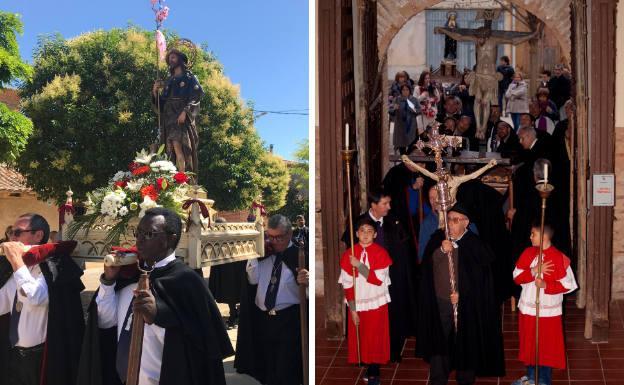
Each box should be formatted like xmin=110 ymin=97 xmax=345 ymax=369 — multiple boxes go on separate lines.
xmin=434 ymin=9 xmax=542 ymax=140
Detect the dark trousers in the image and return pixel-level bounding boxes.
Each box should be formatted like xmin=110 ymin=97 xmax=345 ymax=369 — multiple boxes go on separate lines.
xmin=430 ymin=301 xmax=475 ymax=385
xmin=258 ymin=305 xmax=303 ymax=385
xmin=8 ymin=344 xmax=44 ymax=385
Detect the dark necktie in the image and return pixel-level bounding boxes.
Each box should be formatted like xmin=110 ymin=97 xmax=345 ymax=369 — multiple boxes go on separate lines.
xmin=375 ymin=221 xmax=386 ymax=249
xmin=264 ymin=253 xmax=284 ymax=311
xmin=116 ymin=297 xmax=135 ymax=383
xmin=9 ymin=291 xmax=20 ymax=347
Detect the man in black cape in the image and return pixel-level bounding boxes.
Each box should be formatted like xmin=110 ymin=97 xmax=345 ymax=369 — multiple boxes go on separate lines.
xmin=457 ymin=178 xmax=514 ymax=305
xmin=509 ymin=127 xmax=555 ymax=267
xmin=77 ymin=207 xmax=233 ymax=385
xmin=342 ymin=188 xmax=416 ymax=362
xmin=235 ymin=214 xmax=309 ymax=385
xmin=416 ymin=204 xmax=505 ymax=385
xmin=0 ymin=213 xmax=85 ymax=385
xmin=382 ymin=162 xmax=429 ymax=258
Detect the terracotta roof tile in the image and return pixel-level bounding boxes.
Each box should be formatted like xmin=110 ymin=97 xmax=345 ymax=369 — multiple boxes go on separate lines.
xmin=0 ymin=165 xmax=30 ymax=192
xmin=0 ymin=89 xmax=20 ymax=110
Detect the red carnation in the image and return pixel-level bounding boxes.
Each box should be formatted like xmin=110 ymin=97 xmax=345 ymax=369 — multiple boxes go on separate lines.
xmin=173 ymin=172 xmax=189 ymax=184
xmin=156 ymin=177 xmax=168 ymax=191
xmin=132 ymin=165 xmax=151 ymax=176
xmin=140 ymin=185 xmax=159 ymax=201
xmin=114 ymin=180 xmax=127 ymax=189
xmin=128 ymin=162 xmax=140 ymax=171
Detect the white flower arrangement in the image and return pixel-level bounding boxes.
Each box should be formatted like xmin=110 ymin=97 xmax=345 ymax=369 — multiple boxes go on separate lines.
xmin=68 ymin=146 xmax=192 ymax=245
xmin=150 ymin=160 xmax=177 ymax=173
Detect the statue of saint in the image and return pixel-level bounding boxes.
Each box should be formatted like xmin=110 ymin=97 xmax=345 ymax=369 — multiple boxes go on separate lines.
xmin=435 ymin=15 xmax=541 ymax=139
xmin=152 ymin=48 xmax=204 ymax=175
xmin=443 ymin=12 xmax=458 ymax=60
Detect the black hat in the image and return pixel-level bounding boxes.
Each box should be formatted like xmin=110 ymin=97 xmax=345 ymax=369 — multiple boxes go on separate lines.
xmin=166 ymin=48 xmax=188 ymax=66
xmin=449 ymin=202 xmax=470 ymax=219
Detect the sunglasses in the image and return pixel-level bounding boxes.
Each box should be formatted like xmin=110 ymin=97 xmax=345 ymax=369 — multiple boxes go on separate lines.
xmin=10 ymin=228 xmax=37 ymax=237
xmin=133 ymin=229 xmax=168 ymax=240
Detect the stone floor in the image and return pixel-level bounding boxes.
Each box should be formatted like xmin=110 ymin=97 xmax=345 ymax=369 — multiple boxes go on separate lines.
xmin=81 ymin=262 xmax=260 ymax=385
xmin=316 ymin=295 xmax=624 ymax=385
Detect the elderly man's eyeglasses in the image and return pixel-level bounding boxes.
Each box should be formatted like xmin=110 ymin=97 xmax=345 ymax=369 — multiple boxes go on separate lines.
xmin=447 ymin=216 xmax=467 ymax=224
xmin=267 ymin=233 xmax=289 ymax=242
xmin=133 ymin=229 xmax=168 ymax=240
xmin=10 ymin=228 xmax=36 ymax=237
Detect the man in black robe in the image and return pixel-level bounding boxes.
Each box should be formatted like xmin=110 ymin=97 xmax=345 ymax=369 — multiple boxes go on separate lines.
xmin=508 ymin=127 xmax=554 ymax=267
xmin=342 ymin=188 xmax=416 ymax=362
xmin=457 ymin=180 xmax=514 ymax=305
xmin=382 ymin=162 xmax=428 ymax=258
xmin=152 ymin=49 xmax=204 ymax=174
xmin=235 ymin=215 xmax=309 ymax=385
xmin=416 ymin=204 xmax=505 ymax=385
xmin=549 ymin=100 xmax=573 ymax=259
xmin=77 ymin=207 xmax=233 ymax=385
xmin=0 ymin=213 xmax=85 ymax=385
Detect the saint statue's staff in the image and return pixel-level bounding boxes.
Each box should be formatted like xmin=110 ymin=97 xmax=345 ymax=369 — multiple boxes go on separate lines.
xmin=342 ymin=123 xmax=361 ymax=363
xmin=533 ymin=163 xmax=554 ymax=385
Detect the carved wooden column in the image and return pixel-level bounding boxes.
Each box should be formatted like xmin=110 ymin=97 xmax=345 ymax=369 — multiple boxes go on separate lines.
xmin=318 ymin=0 xmax=356 ymax=339
xmin=585 ymin=0 xmax=618 ymax=342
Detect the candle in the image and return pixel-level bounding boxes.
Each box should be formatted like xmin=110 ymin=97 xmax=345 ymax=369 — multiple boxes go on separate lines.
xmin=543 ymin=163 xmax=548 ymax=185
xmin=345 ymin=123 xmax=350 ymax=149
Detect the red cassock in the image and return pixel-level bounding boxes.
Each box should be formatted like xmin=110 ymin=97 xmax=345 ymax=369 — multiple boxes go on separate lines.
xmin=514 ymin=246 xmax=574 ymax=369
xmin=340 ymin=243 xmax=392 ymax=364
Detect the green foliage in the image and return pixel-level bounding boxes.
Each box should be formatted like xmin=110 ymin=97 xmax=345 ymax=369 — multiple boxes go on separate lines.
xmin=0 ymin=102 xmax=33 ymax=163
xmin=255 ymin=152 xmax=290 ymax=212
xmin=18 ymin=27 xmax=287 ymax=208
xmin=274 ymin=139 xmax=309 ymax=221
xmin=0 ymin=12 xmax=32 ymax=86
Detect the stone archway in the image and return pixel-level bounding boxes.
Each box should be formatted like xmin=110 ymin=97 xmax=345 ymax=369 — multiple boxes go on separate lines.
xmin=376 ymin=0 xmax=572 ymax=62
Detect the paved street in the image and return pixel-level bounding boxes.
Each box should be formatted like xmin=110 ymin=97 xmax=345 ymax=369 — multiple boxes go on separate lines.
xmin=81 ymin=263 xmax=260 ymax=385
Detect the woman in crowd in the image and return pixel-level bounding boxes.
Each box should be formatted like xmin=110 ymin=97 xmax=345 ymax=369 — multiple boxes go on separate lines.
xmin=504 ymin=72 xmax=529 ymax=131
xmin=415 ymin=71 xmax=440 ymax=131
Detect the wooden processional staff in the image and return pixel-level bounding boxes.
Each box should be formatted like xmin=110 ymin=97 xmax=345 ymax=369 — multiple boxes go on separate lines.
xmin=125 ymin=265 xmax=151 ymax=385
xmin=342 ymin=123 xmax=361 ymax=364
xmin=534 ymin=164 xmax=553 ymax=385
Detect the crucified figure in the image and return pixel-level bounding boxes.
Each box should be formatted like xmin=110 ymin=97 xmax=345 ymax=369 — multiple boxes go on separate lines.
xmin=401 ymin=155 xmax=498 ymax=203
xmin=434 ymin=20 xmax=542 ymax=139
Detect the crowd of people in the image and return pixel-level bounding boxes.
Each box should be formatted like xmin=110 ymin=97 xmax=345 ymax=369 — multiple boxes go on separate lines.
xmin=338 ymin=59 xmax=577 ymax=385
xmin=0 ymin=210 xmax=309 ymax=385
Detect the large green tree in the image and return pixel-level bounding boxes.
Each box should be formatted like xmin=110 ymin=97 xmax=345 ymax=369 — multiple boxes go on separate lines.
xmin=0 ymin=12 xmax=33 ymax=163
xmin=18 ymin=27 xmax=288 ymax=209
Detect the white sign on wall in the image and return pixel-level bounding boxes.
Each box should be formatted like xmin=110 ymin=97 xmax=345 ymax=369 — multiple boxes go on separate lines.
xmin=592 ymin=174 xmax=615 ymax=206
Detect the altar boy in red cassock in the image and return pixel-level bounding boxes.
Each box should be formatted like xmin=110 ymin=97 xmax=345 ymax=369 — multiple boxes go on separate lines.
xmin=512 ymin=223 xmax=577 ymax=385
xmin=339 ymin=217 xmax=392 ymax=385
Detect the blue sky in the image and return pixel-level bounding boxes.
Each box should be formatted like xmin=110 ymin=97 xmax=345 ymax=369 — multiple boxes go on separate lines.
xmin=3 ymin=0 xmax=309 ymax=160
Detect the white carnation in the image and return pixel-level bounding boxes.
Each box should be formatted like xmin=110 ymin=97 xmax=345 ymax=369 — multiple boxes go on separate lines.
xmin=126 ymin=180 xmax=144 ymax=192
xmin=119 ymin=206 xmax=129 ymax=217
xmin=138 ymin=196 xmax=160 ymax=218
xmin=112 ymin=171 xmax=126 ymax=182
xmin=150 ymin=160 xmax=177 ymax=173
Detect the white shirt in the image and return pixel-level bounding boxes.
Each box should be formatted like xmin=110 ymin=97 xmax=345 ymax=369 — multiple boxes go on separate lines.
xmin=368 ymin=210 xmax=384 ymax=226
xmin=246 ymin=244 xmax=301 ymax=311
xmin=338 ymin=247 xmax=391 ymax=311
xmin=513 ymin=254 xmax=578 ymax=317
xmin=0 ymin=265 xmax=49 ymax=348
xmin=96 ymin=253 xmax=176 ymax=385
